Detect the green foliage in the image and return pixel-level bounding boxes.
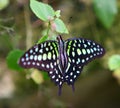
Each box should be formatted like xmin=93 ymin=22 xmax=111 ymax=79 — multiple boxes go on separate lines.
xmin=54 ymin=18 xmax=69 ymax=34
xmin=108 ymin=55 xmax=120 ymax=71
xmin=93 ymin=0 xmax=117 ymax=29
xmin=37 ymin=35 xmax=48 ymax=44
xmin=30 ymin=0 xmax=68 ymax=36
xmin=0 ymin=0 xmax=9 ymax=10
xmin=30 ymin=0 xmax=54 ymax=21
xmin=6 ymin=49 xmax=24 ymax=71
xmin=42 ymin=72 xmax=49 ymax=80
xmin=55 ymin=10 xmax=61 ymax=18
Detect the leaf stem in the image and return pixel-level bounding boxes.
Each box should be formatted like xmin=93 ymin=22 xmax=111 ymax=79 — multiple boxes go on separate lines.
xmin=46 ymin=21 xmax=51 ymax=36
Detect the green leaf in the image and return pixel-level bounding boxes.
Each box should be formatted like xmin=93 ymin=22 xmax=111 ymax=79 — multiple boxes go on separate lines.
xmin=55 ymin=10 xmax=61 ymax=18
xmin=54 ymin=18 xmax=69 ymax=34
xmin=108 ymin=55 xmax=120 ymax=71
xmin=37 ymin=35 xmax=48 ymax=44
xmin=6 ymin=49 xmax=24 ymax=71
xmin=93 ymin=0 xmax=117 ymax=28
xmin=30 ymin=0 xmax=55 ymax=21
xmin=0 ymin=0 xmax=9 ymax=10
xmin=42 ymin=71 xmax=49 ymax=80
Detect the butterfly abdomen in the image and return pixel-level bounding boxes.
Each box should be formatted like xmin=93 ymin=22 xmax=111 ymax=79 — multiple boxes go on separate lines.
xmin=57 ymin=35 xmax=68 ymax=72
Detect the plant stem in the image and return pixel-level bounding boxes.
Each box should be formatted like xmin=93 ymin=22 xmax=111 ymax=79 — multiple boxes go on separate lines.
xmin=24 ymin=4 xmax=33 ymax=49
xmin=46 ymin=21 xmax=51 ymax=37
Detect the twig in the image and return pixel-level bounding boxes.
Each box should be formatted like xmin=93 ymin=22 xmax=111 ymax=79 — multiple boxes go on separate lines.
xmin=24 ymin=4 xmax=33 ymax=49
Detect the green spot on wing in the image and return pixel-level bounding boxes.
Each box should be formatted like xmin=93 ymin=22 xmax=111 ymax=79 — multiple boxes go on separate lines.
xmin=52 ymin=42 xmax=58 ymax=57
xmin=43 ymin=53 xmax=47 ymax=60
xmin=82 ymin=49 xmax=86 ymax=55
xmin=67 ymin=40 xmax=72 ymax=56
xmin=69 ymin=40 xmax=72 ymax=46
xmin=48 ymin=52 xmax=52 ymax=60
xmin=77 ymin=49 xmax=81 ymax=55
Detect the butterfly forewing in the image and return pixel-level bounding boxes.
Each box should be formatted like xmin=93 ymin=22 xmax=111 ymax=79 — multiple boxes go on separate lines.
xmin=19 ymin=40 xmax=64 ymax=89
xmin=65 ymin=38 xmax=105 ymax=66
xmin=19 ymin=41 xmax=59 ymax=72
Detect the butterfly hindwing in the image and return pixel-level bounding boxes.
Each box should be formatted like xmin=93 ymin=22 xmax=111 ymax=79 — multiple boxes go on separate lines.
xmin=64 ymin=38 xmax=105 ymax=89
xmin=19 ymin=41 xmax=59 ymax=72
xmin=64 ymin=62 xmax=83 ymax=85
xmin=48 ymin=64 xmax=64 ymax=95
xmin=65 ymin=38 xmax=105 ymax=66
xmin=48 ymin=63 xmax=64 ymax=85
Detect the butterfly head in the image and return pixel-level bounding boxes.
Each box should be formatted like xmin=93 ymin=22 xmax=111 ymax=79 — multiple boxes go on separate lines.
xmin=57 ymin=35 xmax=64 ymax=44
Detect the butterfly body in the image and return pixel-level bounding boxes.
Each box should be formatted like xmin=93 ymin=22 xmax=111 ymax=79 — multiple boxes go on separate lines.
xmin=57 ymin=36 xmax=68 ymax=74
xmin=19 ymin=35 xmax=105 ymax=95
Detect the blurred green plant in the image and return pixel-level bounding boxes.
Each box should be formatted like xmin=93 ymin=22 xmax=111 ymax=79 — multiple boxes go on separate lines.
xmin=108 ymin=55 xmax=120 ymax=71
xmin=31 ymin=69 xmax=44 ymax=84
xmin=30 ymin=0 xmax=68 ymax=38
xmin=93 ymin=0 xmax=117 ymax=29
xmin=30 ymin=0 xmax=55 ymax=21
xmin=108 ymin=55 xmax=120 ymax=84
xmin=6 ymin=49 xmax=24 ymax=71
xmin=0 ymin=0 xmax=9 ymax=10
xmin=6 ymin=0 xmax=68 ymax=84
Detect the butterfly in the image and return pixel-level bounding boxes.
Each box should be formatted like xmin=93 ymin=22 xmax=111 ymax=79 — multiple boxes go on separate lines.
xmin=18 ymin=35 xmax=105 ymax=95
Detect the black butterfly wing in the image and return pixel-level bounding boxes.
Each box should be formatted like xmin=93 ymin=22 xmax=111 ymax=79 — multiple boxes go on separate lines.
xmin=65 ymin=38 xmax=105 ymax=86
xmin=48 ymin=64 xmax=64 ymax=95
xmin=18 ymin=41 xmax=63 ymax=89
xmin=65 ymin=38 xmax=105 ymax=66
xmin=19 ymin=41 xmax=58 ymax=71
xmin=64 ymin=62 xmax=83 ymax=85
